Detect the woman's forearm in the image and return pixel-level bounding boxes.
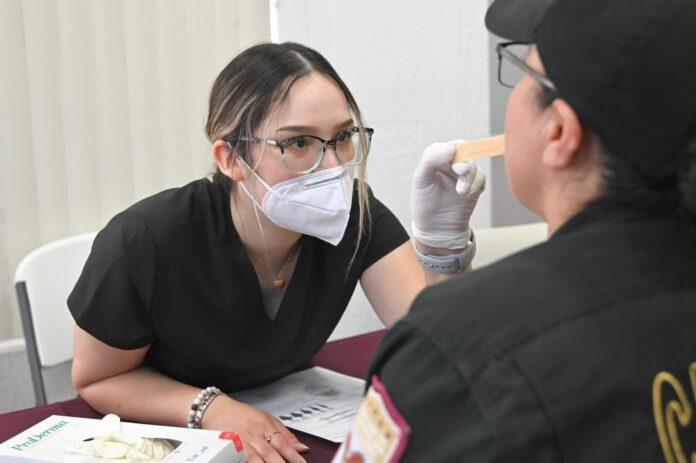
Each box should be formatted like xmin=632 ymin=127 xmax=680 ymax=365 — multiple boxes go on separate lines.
xmin=77 ymin=366 xmax=204 ymax=427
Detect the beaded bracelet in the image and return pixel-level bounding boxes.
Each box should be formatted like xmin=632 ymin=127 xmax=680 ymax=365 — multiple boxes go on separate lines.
xmin=187 ymin=386 xmax=226 ymax=429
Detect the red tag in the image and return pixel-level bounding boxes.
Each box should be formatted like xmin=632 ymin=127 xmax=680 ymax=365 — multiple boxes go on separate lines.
xmin=218 ymin=431 xmax=244 ymax=452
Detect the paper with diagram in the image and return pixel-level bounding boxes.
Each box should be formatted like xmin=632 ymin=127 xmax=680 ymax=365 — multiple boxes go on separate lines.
xmin=231 ymin=367 xmax=365 ymax=443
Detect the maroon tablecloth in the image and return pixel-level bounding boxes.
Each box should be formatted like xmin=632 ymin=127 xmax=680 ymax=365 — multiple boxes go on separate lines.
xmin=0 ymin=330 xmax=385 ymax=462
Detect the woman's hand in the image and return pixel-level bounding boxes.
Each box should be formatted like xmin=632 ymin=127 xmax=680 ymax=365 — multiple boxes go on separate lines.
xmin=411 ymin=140 xmax=486 ymax=251
xmin=202 ymin=396 xmax=309 ymax=463
xmin=73 ymin=327 xmax=308 ymax=462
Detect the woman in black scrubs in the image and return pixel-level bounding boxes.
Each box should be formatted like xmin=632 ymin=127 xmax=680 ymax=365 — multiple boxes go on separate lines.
xmin=69 ymin=42 xmax=485 ymax=463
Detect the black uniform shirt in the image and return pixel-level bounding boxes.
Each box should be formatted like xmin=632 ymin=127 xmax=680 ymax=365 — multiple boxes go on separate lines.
xmin=359 ymin=203 xmax=696 ymax=462
xmin=68 ymin=178 xmax=409 ymax=391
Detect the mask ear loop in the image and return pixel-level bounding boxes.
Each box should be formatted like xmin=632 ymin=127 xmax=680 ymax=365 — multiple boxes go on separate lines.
xmin=250 ymin=197 xmax=276 ymax=282
xmin=227 ymin=141 xmax=277 ymax=283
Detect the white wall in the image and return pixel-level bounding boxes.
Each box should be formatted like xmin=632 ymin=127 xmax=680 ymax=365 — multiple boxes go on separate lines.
xmin=274 ymin=0 xmax=494 ymax=338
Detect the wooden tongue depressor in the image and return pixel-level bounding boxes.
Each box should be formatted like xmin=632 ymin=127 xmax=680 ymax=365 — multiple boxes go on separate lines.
xmin=452 ymin=135 xmax=506 ymax=163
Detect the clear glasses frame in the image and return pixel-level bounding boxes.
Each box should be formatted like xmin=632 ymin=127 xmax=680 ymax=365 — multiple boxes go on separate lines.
xmin=230 ymin=126 xmax=374 ymax=174
xmin=496 ymin=41 xmax=557 ymax=92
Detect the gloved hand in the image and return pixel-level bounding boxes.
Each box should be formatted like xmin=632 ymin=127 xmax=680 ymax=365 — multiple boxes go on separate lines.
xmin=411 ymin=140 xmax=486 ymax=249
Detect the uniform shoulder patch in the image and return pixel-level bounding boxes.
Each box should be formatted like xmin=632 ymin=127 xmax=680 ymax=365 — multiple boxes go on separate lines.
xmin=332 ymin=375 xmax=410 ymax=463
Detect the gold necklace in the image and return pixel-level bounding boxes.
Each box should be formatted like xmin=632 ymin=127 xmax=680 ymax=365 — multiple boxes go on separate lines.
xmin=270 ymin=241 xmax=300 ymax=290
xmin=240 ymin=198 xmax=300 ymax=291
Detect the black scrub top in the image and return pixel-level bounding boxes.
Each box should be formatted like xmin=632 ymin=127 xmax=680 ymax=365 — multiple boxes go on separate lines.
xmin=68 ymin=178 xmax=409 ymax=392
xmin=358 ymin=202 xmax=696 ymax=462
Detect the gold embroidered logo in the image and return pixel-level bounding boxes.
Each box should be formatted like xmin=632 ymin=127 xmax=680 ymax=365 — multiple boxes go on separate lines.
xmin=653 ymin=362 xmax=696 ymax=463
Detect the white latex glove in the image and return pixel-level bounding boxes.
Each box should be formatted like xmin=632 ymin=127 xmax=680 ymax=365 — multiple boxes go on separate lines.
xmin=66 ymin=414 xmax=175 ymax=462
xmin=411 ymin=140 xmax=486 ymax=249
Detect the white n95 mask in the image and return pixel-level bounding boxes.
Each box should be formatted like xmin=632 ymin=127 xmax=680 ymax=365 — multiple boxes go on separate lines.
xmin=239 ymin=165 xmax=354 ymax=246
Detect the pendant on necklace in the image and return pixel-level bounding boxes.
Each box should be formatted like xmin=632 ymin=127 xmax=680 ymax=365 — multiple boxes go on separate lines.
xmin=273 ymin=278 xmax=285 ymax=290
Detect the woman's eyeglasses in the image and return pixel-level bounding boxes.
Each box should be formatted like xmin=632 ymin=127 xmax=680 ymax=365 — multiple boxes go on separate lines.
xmin=228 ymin=126 xmax=374 ymax=174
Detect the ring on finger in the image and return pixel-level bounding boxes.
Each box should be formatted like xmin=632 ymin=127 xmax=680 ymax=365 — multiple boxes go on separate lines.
xmin=264 ymin=431 xmax=280 ymax=443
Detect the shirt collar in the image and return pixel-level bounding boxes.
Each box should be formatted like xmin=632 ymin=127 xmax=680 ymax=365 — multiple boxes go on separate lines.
xmin=551 ymin=199 xmax=673 ymax=239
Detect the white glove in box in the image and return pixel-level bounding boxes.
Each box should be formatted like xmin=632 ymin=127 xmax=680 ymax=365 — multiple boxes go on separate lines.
xmin=0 ymin=415 xmax=246 ymax=463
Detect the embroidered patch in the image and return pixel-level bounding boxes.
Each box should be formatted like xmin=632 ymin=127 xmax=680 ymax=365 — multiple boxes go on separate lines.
xmin=332 ymin=375 xmax=410 ymax=463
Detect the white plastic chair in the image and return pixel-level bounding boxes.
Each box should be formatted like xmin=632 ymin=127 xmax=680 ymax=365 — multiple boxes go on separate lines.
xmin=472 ymin=222 xmax=548 ymax=268
xmin=13 ymin=232 xmax=96 ymax=406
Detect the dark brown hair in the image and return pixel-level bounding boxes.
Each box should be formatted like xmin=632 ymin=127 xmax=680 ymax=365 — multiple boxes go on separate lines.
xmin=537 ymin=85 xmax=696 ymax=227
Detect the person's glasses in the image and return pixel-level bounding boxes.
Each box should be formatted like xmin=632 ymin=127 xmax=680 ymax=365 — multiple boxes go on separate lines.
xmin=496 ymin=42 xmax=557 ymax=92
xmin=231 ymin=126 xmax=374 ymax=174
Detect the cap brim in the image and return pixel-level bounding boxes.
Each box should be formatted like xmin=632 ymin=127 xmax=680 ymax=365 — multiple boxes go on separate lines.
xmin=485 ymin=0 xmax=555 ymax=42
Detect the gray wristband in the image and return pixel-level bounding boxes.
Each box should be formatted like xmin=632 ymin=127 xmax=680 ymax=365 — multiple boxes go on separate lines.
xmin=414 ymin=232 xmax=476 ymax=274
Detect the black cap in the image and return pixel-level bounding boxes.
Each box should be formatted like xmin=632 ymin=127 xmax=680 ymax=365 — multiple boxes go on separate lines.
xmin=485 ymin=0 xmax=555 ymax=43
xmin=486 ymin=0 xmax=696 ymax=180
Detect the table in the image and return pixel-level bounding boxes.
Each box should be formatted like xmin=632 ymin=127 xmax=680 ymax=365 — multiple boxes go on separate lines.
xmin=0 ymin=330 xmax=386 ymax=462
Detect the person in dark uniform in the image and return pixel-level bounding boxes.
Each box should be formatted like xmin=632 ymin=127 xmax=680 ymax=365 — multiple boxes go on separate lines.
xmin=68 ymin=43 xmax=486 ymax=463
xmin=334 ymin=0 xmax=696 ymax=461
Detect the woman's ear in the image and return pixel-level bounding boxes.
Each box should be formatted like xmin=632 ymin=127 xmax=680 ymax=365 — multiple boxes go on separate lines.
xmin=212 ymin=140 xmax=245 ymax=182
xmin=541 ymin=99 xmax=583 ymax=171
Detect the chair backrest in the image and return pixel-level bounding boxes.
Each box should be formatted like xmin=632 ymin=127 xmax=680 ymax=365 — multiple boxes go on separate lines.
xmin=13 ymin=232 xmax=96 ymax=367
xmin=472 ymin=222 xmax=548 ymax=268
